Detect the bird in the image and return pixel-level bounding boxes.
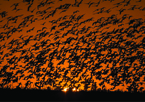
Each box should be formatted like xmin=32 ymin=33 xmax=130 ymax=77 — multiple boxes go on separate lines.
xmin=105 ymin=9 xmax=111 ymax=13
xmin=124 ymin=0 xmax=131 ymax=6
xmin=62 ymin=15 xmax=68 ymax=20
xmin=51 ymin=9 xmax=57 ymax=17
xmin=50 ymin=26 xmax=56 ymax=32
xmin=27 ymin=3 xmax=33 ymax=11
xmin=142 ymin=7 xmax=145 ymax=11
xmin=76 ymin=14 xmax=85 ymax=22
xmin=31 ymin=8 xmax=35 ymax=13
xmin=41 ymin=22 xmax=46 ymax=25
xmin=59 ymin=10 xmax=67 ymax=14
xmin=37 ymin=30 xmax=41 ymax=33
xmin=0 ymin=11 xmax=7 ymax=18
xmin=119 ymin=8 xmax=126 ymax=14
xmin=95 ymin=0 xmax=101 ymax=7
xmin=85 ymin=1 xmax=96 ymax=8
xmin=136 ymin=0 xmax=141 ymax=2
xmin=54 ymin=31 xmax=60 ymax=34
xmin=0 ymin=20 xmax=3 ymax=22
xmin=0 ymin=51 xmax=3 ymax=55
xmin=49 ymin=20 xmax=57 ymax=25
xmin=42 ymin=27 xmax=47 ymax=30
xmin=73 ymin=10 xmax=79 ymax=14
xmin=47 ymin=1 xmax=54 ymax=5
xmin=11 ymin=3 xmax=19 ymax=11
xmin=26 ymin=27 xmax=35 ymax=33
xmin=79 ymin=17 xmax=93 ymax=25
xmin=128 ymin=19 xmax=135 ymax=25
xmin=128 ymin=5 xmax=137 ymax=10
xmin=128 ymin=15 xmax=132 ymax=19
xmin=72 ymin=0 xmax=83 ymax=7
xmin=113 ymin=2 xmax=122 ymax=8
xmin=15 ymin=9 xmax=22 ymax=12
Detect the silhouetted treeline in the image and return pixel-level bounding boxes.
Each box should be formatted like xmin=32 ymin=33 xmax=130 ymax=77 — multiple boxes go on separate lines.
xmin=0 ymin=88 xmax=144 ymax=101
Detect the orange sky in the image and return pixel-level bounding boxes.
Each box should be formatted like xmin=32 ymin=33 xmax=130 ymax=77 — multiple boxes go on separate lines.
xmin=0 ymin=0 xmax=145 ymax=92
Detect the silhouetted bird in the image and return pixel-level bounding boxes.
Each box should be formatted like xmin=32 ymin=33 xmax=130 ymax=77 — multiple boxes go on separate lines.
xmin=26 ymin=27 xmax=35 ymax=33
xmin=119 ymin=8 xmax=126 ymax=14
xmin=0 ymin=11 xmax=7 ymax=18
xmin=72 ymin=0 xmax=83 ymax=7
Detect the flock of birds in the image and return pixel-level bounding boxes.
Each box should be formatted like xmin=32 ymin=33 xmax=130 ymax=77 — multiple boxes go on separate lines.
xmin=0 ymin=0 xmax=145 ymax=92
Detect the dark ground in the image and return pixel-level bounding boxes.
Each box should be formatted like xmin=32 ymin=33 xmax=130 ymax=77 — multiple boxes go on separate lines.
xmin=0 ymin=88 xmax=144 ymax=101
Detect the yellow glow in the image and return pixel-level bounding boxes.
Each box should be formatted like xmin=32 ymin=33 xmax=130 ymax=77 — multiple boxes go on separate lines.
xmin=62 ymin=87 xmax=69 ymax=92
xmin=63 ymin=88 xmax=67 ymax=92
xmin=72 ymin=87 xmax=76 ymax=92
xmin=72 ymin=87 xmax=79 ymax=92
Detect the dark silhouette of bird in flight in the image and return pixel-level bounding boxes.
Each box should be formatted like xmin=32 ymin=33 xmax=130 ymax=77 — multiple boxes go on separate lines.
xmin=23 ymin=0 xmax=34 ymax=3
xmin=93 ymin=7 xmax=105 ymax=14
xmin=119 ymin=8 xmax=126 ymax=14
xmin=0 ymin=51 xmax=3 ymax=55
xmin=42 ymin=27 xmax=47 ymax=30
xmin=124 ymin=0 xmax=131 ymax=6
xmin=49 ymin=20 xmax=57 ymax=25
xmin=41 ymin=22 xmax=46 ymax=25
xmin=27 ymin=3 xmax=33 ymax=11
xmin=11 ymin=3 xmax=19 ymax=11
xmin=37 ymin=1 xmax=47 ymax=10
xmin=50 ymin=26 xmax=56 ymax=32
xmin=79 ymin=17 xmax=93 ymax=25
xmin=0 ymin=20 xmax=3 ymax=22
xmin=54 ymin=31 xmax=60 ymax=34
xmin=128 ymin=15 xmax=132 ymax=19
xmin=95 ymin=0 xmax=101 ymax=7
xmin=73 ymin=10 xmax=79 ymax=14
xmin=59 ymin=10 xmax=67 ymax=14
xmin=76 ymin=14 xmax=84 ymax=22
xmin=31 ymin=8 xmax=35 ymax=13
xmin=72 ymin=0 xmax=83 ymax=7
xmin=85 ymin=1 xmax=96 ymax=8
xmin=0 ymin=11 xmax=7 ymax=18
xmin=128 ymin=5 xmax=137 ymax=10
xmin=37 ymin=30 xmax=41 ymax=33
xmin=136 ymin=0 xmax=142 ymax=2
xmin=113 ymin=2 xmax=122 ymax=8
xmin=128 ymin=19 xmax=135 ymax=25
xmin=26 ymin=27 xmax=35 ymax=33
xmin=105 ymin=9 xmax=111 ymax=13
xmin=141 ymin=7 xmax=145 ymax=11
xmin=62 ymin=15 xmax=68 ymax=20
xmin=57 ymin=3 xmax=71 ymax=10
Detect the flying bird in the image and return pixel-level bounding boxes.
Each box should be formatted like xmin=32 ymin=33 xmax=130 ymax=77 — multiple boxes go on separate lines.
xmin=26 ymin=27 xmax=35 ymax=33
xmin=41 ymin=22 xmax=46 ymax=25
xmin=50 ymin=26 xmax=56 ymax=32
xmin=60 ymin=10 xmax=67 ymax=14
xmin=124 ymin=0 xmax=131 ymax=6
xmin=11 ymin=3 xmax=19 ymax=11
xmin=42 ymin=27 xmax=47 ymax=30
xmin=0 ymin=11 xmax=7 ymax=18
xmin=72 ymin=0 xmax=83 ymax=7
xmin=73 ymin=10 xmax=79 ymax=14
xmin=119 ymin=8 xmax=126 ymax=14
xmin=136 ymin=0 xmax=141 ymax=2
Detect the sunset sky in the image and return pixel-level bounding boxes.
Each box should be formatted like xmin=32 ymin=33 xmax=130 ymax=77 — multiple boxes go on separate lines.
xmin=0 ymin=0 xmax=145 ymax=92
